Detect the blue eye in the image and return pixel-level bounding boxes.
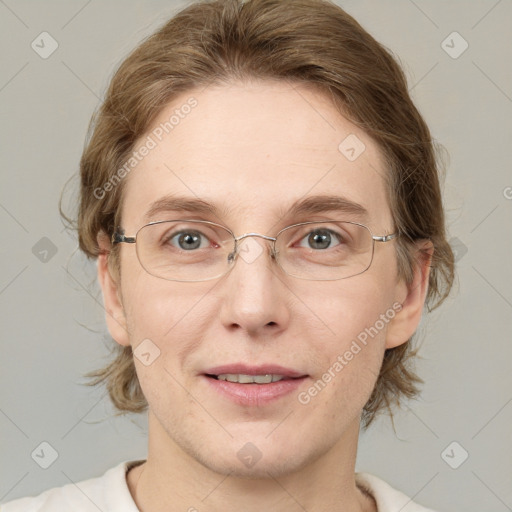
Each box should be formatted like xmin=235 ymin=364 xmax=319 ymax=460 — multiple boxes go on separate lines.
xmin=167 ymin=230 xmax=210 ymax=251
xmin=298 ymin=228 xmax=343 ymax=250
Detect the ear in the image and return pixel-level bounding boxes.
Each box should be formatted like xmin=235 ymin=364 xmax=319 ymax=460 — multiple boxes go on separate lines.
xmin=385 ymin=240 xmax=433 ymax=349
xmin=97 ymin=231 xmax=130 ymax=347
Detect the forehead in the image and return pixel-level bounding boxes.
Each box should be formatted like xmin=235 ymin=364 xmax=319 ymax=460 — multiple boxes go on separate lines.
xmin=121 ymin=80 xmax=391 ymax=231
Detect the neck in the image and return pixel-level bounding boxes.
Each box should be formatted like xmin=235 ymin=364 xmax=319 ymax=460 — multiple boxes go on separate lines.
xmin=127 ymin=411 xmax=376 ymax=512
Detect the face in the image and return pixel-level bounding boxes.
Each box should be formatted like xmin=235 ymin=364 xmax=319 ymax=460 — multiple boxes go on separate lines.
xmin=101 ymin=79 xmax=424 ymax=478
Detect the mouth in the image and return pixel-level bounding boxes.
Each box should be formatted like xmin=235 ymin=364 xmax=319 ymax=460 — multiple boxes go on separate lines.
xmin=205 ymin=373 xmax=300 ymax=384
xmin=201 ymin=365 xmax=309 ymax=405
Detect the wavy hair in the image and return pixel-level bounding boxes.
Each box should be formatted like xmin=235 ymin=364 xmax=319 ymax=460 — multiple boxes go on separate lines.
xmin=62 ymin=0 xmax=455 ymax=428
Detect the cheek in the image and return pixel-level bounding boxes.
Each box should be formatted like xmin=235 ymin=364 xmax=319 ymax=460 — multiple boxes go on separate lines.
xmin=121 ymin=277 xmax=207 ymax=416
xmin=295 ymin=274 xmax=395 ymax=346
xmin=120 ymin=247 xmax=213 ymax=341
xmin=294 ymin=277 xmax=394 ymax=408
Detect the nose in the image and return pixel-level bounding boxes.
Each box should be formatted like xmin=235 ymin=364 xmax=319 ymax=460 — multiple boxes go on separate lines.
xmin=219 ymin=234 xmax=290 ymax=337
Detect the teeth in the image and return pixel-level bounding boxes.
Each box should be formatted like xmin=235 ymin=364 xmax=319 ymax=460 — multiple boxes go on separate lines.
xmin=216 ymin=374 xmax=285 ymax=384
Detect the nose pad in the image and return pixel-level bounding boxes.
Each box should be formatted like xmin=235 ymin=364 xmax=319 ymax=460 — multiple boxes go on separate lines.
xmin=227 ymin=236 xmax=278 ymax=268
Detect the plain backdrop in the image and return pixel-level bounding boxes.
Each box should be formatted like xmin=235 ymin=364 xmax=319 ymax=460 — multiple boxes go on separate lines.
xmin=1 ymin=1 xmax=511 ymax=510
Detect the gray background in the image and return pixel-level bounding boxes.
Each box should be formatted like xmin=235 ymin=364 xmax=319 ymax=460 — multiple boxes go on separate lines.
xmin=1 ymin=0 xmax=511 ymax=510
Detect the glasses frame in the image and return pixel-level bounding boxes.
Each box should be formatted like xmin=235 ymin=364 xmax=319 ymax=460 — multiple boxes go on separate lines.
xmin=112 ymin=219 xmax=399 ymax=282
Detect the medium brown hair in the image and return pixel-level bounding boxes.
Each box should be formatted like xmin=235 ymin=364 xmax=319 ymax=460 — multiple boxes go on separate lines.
xmin=63 ymin=0 xmax=454 ymax=427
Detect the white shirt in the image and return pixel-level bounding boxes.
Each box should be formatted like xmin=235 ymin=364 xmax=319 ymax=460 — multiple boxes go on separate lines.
xmin=0 ymin=460 xmax=438 ymax=511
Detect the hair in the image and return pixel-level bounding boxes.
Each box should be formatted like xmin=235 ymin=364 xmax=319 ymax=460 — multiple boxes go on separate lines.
xmin=61 ymin=0 xmax=455 ymax=428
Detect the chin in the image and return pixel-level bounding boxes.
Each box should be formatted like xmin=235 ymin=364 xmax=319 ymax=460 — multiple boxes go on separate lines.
xmin=200 ymin=447 xmax=316 ymax=480
xmin=177 ymin=427 xmax=330 ymax=481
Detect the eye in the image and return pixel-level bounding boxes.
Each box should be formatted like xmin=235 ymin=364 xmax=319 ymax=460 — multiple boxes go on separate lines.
xmin=297 ymin=228 xmax=343 ymax=250
xmin=165 ymin=229 xmax=212 ymax=251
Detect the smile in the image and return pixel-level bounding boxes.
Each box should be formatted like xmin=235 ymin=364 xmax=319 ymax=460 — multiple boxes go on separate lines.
xmin=212 ymin=373 xmax=288 ymax=383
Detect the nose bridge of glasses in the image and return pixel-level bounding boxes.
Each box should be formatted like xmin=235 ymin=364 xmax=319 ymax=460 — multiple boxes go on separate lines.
xmin=228 ymin=232 xmax=279 ymax=265
xmin=235 ymin=233 xmax=278 ymax=256
xmin=234 ymin=232 xmax=277 ymax=243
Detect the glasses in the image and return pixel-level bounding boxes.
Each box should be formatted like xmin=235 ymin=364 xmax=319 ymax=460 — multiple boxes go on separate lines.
xmin=112 ymin=220 xmax=398 ymax=282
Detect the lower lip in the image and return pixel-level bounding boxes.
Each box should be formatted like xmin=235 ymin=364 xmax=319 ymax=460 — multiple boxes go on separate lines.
xmin=202 ymin=375 xmax=308 ymax=406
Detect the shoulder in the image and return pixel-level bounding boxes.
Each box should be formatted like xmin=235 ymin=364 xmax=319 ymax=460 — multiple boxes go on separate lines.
xmin=355 ymin=472 xmax=439 ymax=512
xmin=0 ymin=460 xmax=143 ymax=512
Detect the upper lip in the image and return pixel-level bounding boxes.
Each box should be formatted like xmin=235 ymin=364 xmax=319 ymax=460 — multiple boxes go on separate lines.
xmin=203 ymin=364 xmax=307 ymax=379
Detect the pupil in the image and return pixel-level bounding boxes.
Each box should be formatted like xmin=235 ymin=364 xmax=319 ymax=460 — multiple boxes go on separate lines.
xmin=179 ymin=233 xmax=201 ymax=250
xmin=309 ymin=230 xmax=330 ymax=249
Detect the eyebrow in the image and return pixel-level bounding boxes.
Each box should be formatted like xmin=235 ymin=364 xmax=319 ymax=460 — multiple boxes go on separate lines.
xmin=142 ymin=194 xmax=369 ymax=224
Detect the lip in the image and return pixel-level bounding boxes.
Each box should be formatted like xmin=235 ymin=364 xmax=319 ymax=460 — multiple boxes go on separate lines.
xmin=202 ymin=375 xmax=308 ymax=406
xmin=201 ymin=364 xmax=308 ymax=406
xmin=203 ymin=364 xmax=306 ymax=378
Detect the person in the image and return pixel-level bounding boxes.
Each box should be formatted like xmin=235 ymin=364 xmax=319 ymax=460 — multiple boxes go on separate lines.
xmin=1 ymin=0 xmax=454 ymax=510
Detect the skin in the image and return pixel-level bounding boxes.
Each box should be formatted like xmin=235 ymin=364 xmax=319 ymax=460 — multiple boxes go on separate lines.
xmin=97 ymin=79 xmax=432 ymax=512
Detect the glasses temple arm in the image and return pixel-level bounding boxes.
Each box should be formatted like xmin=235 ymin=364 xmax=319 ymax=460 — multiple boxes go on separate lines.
xmin=372 ymin=233 xmax=399 ymax=243
xmin=111 ymin=232 xmax=136 ymax=244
